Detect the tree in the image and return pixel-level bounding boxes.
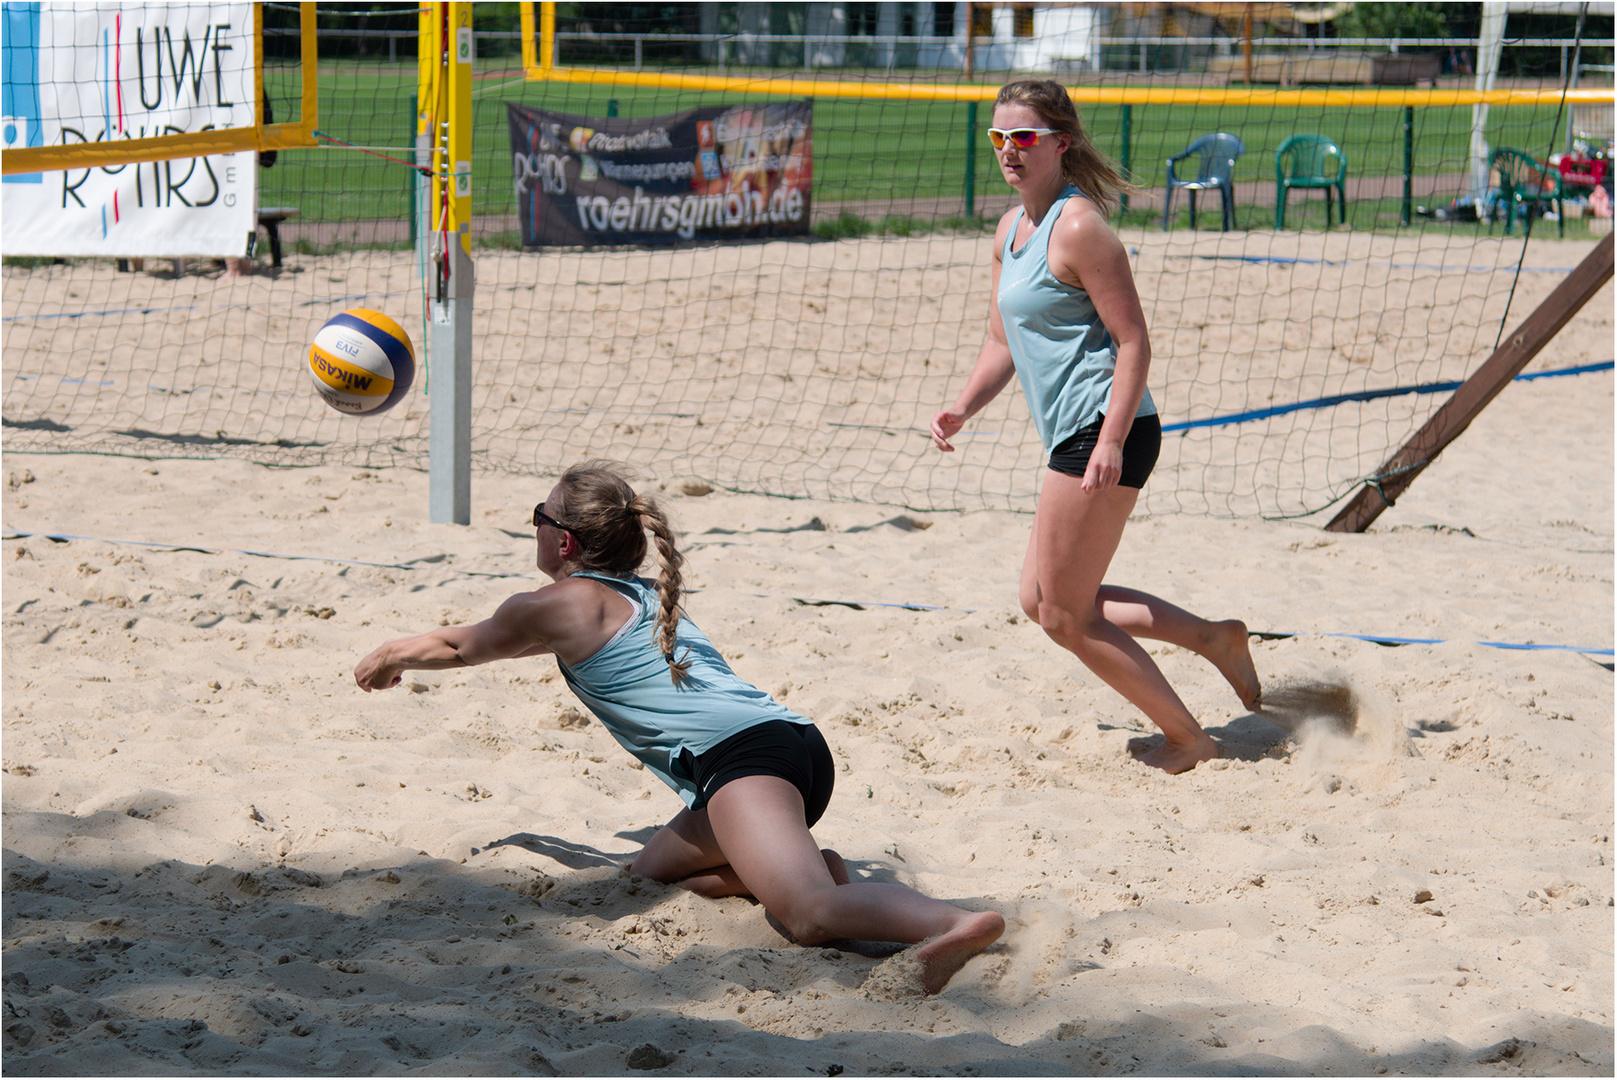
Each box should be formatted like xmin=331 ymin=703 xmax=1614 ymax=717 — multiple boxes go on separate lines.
xmin=1337 ymin=2 xmax=1451 ymax=40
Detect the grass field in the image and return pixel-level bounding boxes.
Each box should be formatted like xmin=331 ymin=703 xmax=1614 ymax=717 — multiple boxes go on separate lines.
xmin=262 ymin=61 xmax=1592 ymax=239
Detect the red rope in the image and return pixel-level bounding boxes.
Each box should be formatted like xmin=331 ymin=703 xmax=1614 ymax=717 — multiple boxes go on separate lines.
xmin=312 ymin=131 xmax=431 ymax=176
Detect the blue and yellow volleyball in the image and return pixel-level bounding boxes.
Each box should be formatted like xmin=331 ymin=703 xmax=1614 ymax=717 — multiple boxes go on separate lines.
xmin=307 ymin=308 xmax=415 ymax=415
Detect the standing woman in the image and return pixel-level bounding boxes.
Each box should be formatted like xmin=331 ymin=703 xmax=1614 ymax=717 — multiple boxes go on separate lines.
xmin=355 ymin=461 xmax=1003 ymax=993
xmin=931 ymin=80 xmax=1261 ymax=774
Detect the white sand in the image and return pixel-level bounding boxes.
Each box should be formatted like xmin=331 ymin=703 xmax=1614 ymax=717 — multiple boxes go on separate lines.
xmin=2 ymin=235 xmax=1612 ymax=1074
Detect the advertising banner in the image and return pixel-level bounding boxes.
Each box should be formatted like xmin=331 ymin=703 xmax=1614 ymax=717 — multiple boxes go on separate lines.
xmin=1 ymin=1 xmax=256 ymax=257
xmin=509 ymin=100 xmax=812 ymax=246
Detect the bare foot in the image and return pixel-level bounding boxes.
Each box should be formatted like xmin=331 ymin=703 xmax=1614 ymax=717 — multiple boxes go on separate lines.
xmin=1207 ymin=619 xmax=1262 ymax=710
xmin=1135 ymin=734 xmax=1219 ymax=775
xmin=915 ymin=910 xmax=1005 ymax=995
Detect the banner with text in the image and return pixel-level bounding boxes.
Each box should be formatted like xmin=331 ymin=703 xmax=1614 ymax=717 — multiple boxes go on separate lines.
xmin=1 ymin=1 xmax=256 ymax=257
xmin=509 ymin=100 xmax=812 ymax=246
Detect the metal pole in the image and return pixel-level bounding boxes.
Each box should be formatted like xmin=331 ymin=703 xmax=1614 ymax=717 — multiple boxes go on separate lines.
xmin=1402 ymin=106 xmax=1413 ymax=226
xmin=1244 ymin=4 xmax=1253 ymax=84
xmin=430 ymin=241 xmax=474 ymax=525
xmin=1120 ymin=104 xmax=1132 ymax=214
xmin=409 ymin=93 xmax=419 ymax=245
xmin=964 ymin=2 xmax=973 ymax=78
xmin=1564 ymin=6 xmax=1588 ymax=156
xmin=965 ymin=100 xmax=977 ymax=217
xmin=1470 ymin=3 xmax=1507 ymax=204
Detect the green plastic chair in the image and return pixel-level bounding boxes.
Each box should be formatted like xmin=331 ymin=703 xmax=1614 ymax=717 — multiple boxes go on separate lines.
xmin=1275 ymin=134 xmax=1347 ymax=229
xmin=1487 ymin=147 xmax=1565 ymax=238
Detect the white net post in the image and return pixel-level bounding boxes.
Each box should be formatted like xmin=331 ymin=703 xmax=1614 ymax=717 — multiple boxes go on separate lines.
xmin=429 ymin=237 xmax=474 ymax=524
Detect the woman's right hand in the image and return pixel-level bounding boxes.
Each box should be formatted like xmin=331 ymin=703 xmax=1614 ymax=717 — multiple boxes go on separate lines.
xmin=930 ymin=408 xmax=965 ymax=452
xmin=932 ymin=213 xmax=1015 ymax=457
xmin=354 ymin=644 xmax=404 ymax=692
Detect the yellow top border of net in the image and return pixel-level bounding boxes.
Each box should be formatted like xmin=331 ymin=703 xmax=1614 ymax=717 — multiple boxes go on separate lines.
xmin=519 ymin=2 xmax=1612 ymax=108
xmin=520 ymin=66 xmax=1613 ymax=108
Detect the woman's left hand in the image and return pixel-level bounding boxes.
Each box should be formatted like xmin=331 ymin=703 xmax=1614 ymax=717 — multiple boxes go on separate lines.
xmin=1081 ymin=441 xmax=1123 ymax=492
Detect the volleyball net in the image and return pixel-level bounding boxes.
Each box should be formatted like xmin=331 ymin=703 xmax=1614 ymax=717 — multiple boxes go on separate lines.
xmin=3 ymin=2 xmax=1612 ymax=521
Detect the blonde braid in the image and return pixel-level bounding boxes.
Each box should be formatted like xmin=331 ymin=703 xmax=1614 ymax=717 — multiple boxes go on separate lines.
xmin=630 ymin=494 xmax=691 ymax=685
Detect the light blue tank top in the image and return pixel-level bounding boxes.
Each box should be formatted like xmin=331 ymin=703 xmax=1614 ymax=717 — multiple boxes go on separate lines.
xmin=556 ymin=572 xmax=811 ymax=807
xmin=998 ymin=185 xmax=1155 ymax=453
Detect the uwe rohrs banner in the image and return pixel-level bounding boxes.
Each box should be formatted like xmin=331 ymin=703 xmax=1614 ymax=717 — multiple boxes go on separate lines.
xmin=1 ymin=1 xmax=257 ymax=257
xmin=509 ymin=100 xmax=812 ymax=246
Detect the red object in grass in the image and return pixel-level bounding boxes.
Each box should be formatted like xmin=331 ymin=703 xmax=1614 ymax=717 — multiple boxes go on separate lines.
xmin=1559 ymin=155 xmax=1609 ymax=189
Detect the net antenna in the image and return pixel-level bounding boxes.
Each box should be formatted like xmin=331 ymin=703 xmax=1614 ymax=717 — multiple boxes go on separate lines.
xmin=1 ymin=2 xmax=319 ymax=177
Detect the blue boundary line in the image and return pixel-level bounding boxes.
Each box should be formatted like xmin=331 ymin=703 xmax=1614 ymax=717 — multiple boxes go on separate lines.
xmin=1163 ymin=360 xmax=1613 ymax=433
xmin=833 ymin=361 xmax=1611 ymax=439
xmin=1180 ymin=252 xmax=1581 ymax=274
xmin=5 ymin=529 xmax=1609 ymax=657
xmin=1257 ymin=630 xmax=1611 ymax=658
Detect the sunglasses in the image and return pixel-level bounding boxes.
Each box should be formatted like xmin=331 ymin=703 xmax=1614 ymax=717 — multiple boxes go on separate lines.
xmin=532 ymin=506 xmax=570 ymax=533
xmin=987 ymin=127 xmax=1058 ymax=150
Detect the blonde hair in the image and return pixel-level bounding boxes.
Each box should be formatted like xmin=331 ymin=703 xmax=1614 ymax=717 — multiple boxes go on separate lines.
xmin=996 ymin=78 xmax=1131 ymax=216
xmin=553 ymin=460 xmax=690 ymax=684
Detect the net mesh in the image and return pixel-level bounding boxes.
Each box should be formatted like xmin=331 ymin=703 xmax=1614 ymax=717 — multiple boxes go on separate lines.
xmin=4 ymin=7 xmax=1611 ymax=521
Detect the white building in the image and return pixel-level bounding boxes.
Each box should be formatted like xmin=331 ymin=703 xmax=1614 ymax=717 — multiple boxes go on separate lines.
xmin=696 ymin=2 xmax=1118 ymax=73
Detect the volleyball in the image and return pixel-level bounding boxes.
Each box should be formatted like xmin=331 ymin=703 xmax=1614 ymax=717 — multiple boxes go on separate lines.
xmin=307 ymin=308 xmax=415 ymax=415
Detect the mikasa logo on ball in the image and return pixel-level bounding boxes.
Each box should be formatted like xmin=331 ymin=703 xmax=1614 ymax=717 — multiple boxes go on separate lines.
xmin=310 ymin=352 xmax=383 ymax=393
xmin=307 ymin=309 xmax=416 ymax=416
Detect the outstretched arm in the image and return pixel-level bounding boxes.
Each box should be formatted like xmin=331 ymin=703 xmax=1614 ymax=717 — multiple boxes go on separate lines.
xmin=354 ymin=591 xmax=554 ymax=692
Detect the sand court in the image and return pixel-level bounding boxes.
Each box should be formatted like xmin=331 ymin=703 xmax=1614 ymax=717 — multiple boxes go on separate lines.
xmin=2 ymin=229 xmax=1612 ymax=1073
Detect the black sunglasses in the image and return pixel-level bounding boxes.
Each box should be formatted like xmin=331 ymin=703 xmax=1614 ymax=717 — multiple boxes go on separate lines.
xmin=532 ymin=506 xmax=570 ymax=533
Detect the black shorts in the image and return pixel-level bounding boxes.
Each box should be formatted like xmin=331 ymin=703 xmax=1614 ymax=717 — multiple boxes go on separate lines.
xmin=683 ymin=721 xmax=835 ymax=827
xmin=1047 ymin=412 xmax=1161 ymax=489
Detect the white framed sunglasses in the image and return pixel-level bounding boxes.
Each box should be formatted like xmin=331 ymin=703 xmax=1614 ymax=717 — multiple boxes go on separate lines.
xmin=987 ymin=127 xmax=1058 ymax=150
